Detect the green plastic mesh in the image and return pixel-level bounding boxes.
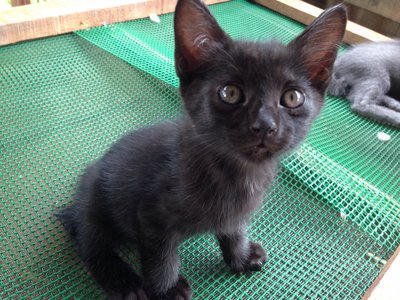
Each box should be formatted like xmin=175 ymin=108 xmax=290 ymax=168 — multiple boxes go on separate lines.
xmin=1 ymin=0 xmax=399 ymax=299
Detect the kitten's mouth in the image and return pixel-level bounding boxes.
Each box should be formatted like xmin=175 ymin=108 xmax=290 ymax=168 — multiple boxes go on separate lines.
xmin=254 ymin=142 xmax=273 ymax=153
xmin=242 ymin=142 xmax=275 ymax=160
xmin=254 ymin=143 xmax=268 ymax=151
xmin=238 ymin=138 xmax=284 ymax=161
xmin=255 ymin=141 xmax=267 ymax=148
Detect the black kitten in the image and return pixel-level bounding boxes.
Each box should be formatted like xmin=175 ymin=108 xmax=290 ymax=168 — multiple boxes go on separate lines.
xmin=57 ymin=1 xmax=346 ymax=299
xmin=328 ymin=40 xmax=400 ymax=127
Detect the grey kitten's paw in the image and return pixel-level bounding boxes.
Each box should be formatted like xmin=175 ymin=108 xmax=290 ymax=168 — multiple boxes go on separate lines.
xmin=244 ymin=242 xmax=267 ymax=272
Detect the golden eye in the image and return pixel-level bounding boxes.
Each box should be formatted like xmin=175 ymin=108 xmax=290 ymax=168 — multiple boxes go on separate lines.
xmin=280 ymin=89 xmax=305 ymax=108
xmin=218 ymin=85 xmax=244 ymax=104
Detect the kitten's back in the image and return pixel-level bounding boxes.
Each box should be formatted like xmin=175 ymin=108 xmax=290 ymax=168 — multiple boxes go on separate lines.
xmin=328 ymin=40 xmax=400 ymax=97
xmin=340 ymin=40 xmax=400 ymax=71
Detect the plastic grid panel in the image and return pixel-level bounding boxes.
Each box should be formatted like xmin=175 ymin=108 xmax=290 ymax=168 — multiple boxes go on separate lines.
xmin=76 ymin=0 xmax=400 ymax=252
xmin=1 ymin=34 xmax=180 ymax=299
xmin=1 ymin=0 xmax=399 ymax=299
xmin=75 ymin=0 xmax=305 ymax=88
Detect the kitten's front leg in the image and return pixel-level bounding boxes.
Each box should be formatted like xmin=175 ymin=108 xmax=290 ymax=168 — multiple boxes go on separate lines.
xmin=349 ymin=83 xmax=400 ymax=127
xmin=139 ymin=235 xmax=192 ymax=300
xmin=351 ymin=102 xmax=400 ymax=126
xmin=217 ymin=228 xmax=267 ymax=273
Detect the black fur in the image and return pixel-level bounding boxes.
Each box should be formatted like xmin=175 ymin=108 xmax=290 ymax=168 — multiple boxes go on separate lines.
xmin=57 ymin=1 xmax=346 ymax=299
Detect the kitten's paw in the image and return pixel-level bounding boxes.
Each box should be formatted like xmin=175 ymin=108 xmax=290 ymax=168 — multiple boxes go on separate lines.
xmin=246 ymin=242 xmax=267 ymax=271
xmin=227 ymin=241 xmax=267 ymax=273
xmin=108 ymin=288 xmax=148 ymax=300
xmin=234 ymin=241 xmax=267 ymax=273
xmin=163 ymin=276 xmax=192 ymax=300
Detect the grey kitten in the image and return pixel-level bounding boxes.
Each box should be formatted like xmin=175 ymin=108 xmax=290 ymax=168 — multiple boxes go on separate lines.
xmin=328 ymin=40 xmax=400 ymax=127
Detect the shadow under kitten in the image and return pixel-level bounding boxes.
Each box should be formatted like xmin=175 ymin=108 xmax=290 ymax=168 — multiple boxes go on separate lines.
xmin=56 ymin=1 xmax=347 ymax=299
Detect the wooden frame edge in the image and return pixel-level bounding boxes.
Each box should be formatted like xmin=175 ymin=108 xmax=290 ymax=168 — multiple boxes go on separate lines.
xmin=0 ymin=0 xmax=229 ymax=46
xmin=252 ymin=0 xmax=392 ymax=44
xmin=362 ymin=245 xmax=400 ymax=300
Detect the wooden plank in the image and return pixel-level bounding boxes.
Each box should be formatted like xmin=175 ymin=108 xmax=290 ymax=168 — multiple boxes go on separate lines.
xmin=0 ymin=0 xmax=229 ymax=46
xmin=345 ymin=0 xmax=400 ymax=23
xmin=252 ymin=0 xmax=392 ymax=44
xmin=362 ymin=245 xmax=400 ymax=300
xmin=11 ymin=0 xmax=31 ymax=7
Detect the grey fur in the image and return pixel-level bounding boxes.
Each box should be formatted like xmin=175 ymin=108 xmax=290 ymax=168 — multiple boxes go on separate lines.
xmin=328 ymin=40 xmax=400 ymax=127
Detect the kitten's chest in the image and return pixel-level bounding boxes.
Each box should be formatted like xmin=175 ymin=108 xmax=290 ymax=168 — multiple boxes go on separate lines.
xmin=181 ymin=159 xmax=276 ymax=232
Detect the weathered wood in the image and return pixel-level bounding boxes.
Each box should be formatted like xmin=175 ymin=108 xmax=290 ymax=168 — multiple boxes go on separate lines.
xmin=11 ymin=0 xmax=31 ymax=7
xmin=346 ymin=0 xmax=400 ymax=23
xmin=252 ymin=0 xmax=391 ymax=44
xmin=0 ymin=0 xmax=229 ymax=46
xmin=362 ymin=245 xmax=400 ymax=300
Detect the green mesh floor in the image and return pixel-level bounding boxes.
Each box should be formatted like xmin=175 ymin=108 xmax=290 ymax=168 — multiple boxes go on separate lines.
xmin=1 ymin=0 xmax=399 ymax=299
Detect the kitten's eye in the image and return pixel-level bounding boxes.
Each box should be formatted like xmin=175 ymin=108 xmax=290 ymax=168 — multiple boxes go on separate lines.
xmin=218 ymin=85 xmax=244 ymax=104
xmin=280 ymin=89 xmax=305 ymax=108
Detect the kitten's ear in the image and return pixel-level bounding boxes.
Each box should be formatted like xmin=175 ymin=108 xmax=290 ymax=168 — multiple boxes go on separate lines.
xmin=289 ymin=5 xmax=347 ymax=91
xmin=174 ymin=0 xmax=229 ymax=80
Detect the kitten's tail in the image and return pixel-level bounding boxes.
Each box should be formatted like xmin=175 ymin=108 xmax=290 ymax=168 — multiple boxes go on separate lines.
xmin=55 ymin=203 xmax=80 ymax=238
xmin=56 ymin=162 xmax=100 ymax=238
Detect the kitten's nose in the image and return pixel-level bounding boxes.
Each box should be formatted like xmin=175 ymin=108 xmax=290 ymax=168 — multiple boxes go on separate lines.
xmin=250 ymin=117 xmax=278 ymax=138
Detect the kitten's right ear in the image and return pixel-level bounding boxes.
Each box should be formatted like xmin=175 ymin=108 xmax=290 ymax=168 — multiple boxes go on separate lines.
xmin=289 ymin=5 xmax=347 ymax=92
xmin=174 ymin=0 xmax=230 ymax=81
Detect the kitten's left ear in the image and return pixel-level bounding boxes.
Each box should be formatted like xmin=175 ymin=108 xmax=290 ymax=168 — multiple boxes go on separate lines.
xmin=289 ymin=5 xmax=347 ymax=92
xmin=174 ymin=0 xmax=230 ymax=81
